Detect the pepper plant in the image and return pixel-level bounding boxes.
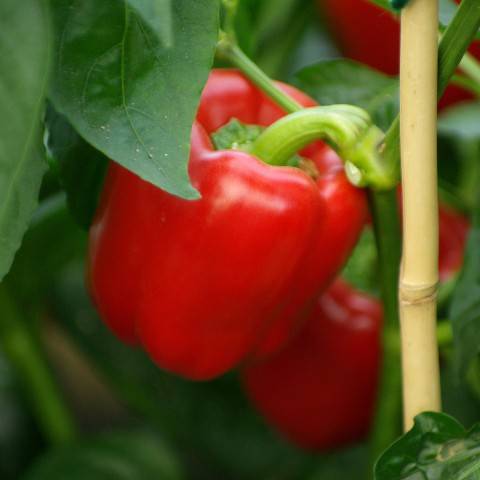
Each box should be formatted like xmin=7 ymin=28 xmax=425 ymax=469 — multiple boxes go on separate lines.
xmin=1 ymin=0 xmax=480 ymax=479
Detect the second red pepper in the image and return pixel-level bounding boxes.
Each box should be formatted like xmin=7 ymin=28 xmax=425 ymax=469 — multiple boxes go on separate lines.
xmin=242 ymin=205 xmax=469 ymax=450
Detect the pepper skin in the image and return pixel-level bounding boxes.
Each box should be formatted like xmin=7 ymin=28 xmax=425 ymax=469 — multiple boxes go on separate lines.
xmin=88 ymin=69 xmax=367 ymax=380
xmin=319 ymin=0 xmax=480 ymax=110
xmin=242 ymin=205 xmax=469 ymax=450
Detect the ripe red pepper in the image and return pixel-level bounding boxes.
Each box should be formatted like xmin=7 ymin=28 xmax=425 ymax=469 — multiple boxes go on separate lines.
xmin=319 ymin=0 xmax=480 ymax=110
xmin=88 ymin=69 xmax=367 ymax=380
xmin=242 ymin=205 xmax=469 ymax=450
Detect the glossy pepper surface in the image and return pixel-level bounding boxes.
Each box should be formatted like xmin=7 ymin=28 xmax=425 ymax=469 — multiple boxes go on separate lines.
xmin=88 ymin=69 xmax=367 ymax=380
xmin=319 ymin=0 xmax=480 ymax=110
xmin=242 ymin=205 xmax=469 ymax=450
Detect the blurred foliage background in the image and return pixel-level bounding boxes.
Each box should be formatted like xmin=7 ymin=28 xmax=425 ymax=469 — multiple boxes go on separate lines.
xmin=2 ymin=0 xmax=480 ymax=479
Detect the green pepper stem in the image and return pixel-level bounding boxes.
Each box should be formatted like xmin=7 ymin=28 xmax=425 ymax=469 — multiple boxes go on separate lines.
xmin=0 ymin=283 xmax=77 ymax=445
xmin=250 ymin=105 xmax=396 ymax=190
xmin=367 ymin=190 xmax=402 ymax=474
xmin=217 ymin=31 xmax=303 ymax=114
xmin=218 ymin=33 xmax=396 ymax=190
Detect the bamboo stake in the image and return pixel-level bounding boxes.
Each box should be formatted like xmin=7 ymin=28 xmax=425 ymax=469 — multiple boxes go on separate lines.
xmin=399 ymin=0 xmax=441 ymax=430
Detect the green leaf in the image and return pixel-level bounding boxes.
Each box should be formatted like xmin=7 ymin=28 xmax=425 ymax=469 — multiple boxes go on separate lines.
xmin=375 ymin=412 xmax=480 ymax=480
xmin=438 ymin=103 xmax=480 ymax=210
xmin=294 ymin=60 xmax=399 ymax=131
xmin=439 ymin=103 xmax=480 ymax=141
xmin=49 ymin=0 xmax=220 ymax=199
xmin=127 ymin=0 xmax=173 ymax=47
xmin=6 ymin=195 xmax=85 ymax=305
xmin=0 ymin=0 xmax=52 ymax=281
xmin=450 ymin=207 xmax=480 ymax=377
xmin=45 ymin=106 xmax=108 ymax=229
xmin=444 ymin=106 xmax=480 ymax=374
xmin=23 ymin=431 xmax=182 ymax=480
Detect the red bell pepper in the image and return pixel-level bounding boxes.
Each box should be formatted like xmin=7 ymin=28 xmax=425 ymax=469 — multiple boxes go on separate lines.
xmin=319 ymin=0 xmax=480 ymax=110
xmin=87 ymin=69 xmax=367 ymax=380
xmin=242 ymin=205 xmax=469 ymax=450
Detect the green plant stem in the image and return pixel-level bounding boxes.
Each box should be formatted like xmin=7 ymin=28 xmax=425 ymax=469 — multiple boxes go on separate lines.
xmin=217 ymin=32 xmax=303 ymax=113
xmin=384 ymin=0 xmax=480 ymax=170
xmin=0 ymin=282 xmax=77 ymax=445
xmin=221 ymin=0 xmax=239 ymax=41
xmin=250 ymin=105 xmax=395 ymax=188
xmin=218 ymin=35 xmax=396 ymax=189
xmin=367 ymin=190 xmax=402 ymax=475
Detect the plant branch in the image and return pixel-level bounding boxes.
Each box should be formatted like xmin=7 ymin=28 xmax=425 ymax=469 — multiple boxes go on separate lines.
xmin=217 ymin=31 xmax=303 ymax=113
xmin=0 ymin=282 xmax=77 ymax=445
xmin=367 ymin=190 xmax=402 ymax=474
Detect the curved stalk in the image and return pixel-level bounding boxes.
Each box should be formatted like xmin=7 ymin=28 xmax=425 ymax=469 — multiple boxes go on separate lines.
xmin=0 ymin=283 xmax=77 ymax=445
xmin=250 ymin=105 xmax=396 ymax=189
xmin=217 ymin=32 xmax=303 ymax=113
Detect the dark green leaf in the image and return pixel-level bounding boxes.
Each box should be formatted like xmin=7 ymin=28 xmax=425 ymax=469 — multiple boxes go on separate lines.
xmin=445 ymin=107 xmax=480 ymax=370
xmin=375 ymin=412 xmax=480 ymax=480
xmin=50 ymin=0 xmax=220 ymax=199
xmin=439 ymin=103 xmax=480 ymax=141
xmin=23 ymin=431 xmax=182 ymax=480
xmin=438 ymin=103 xmax=480 ymax=210
xmin=450 ymin=206 xmax=480 ymax=377
xmin=442 ymin=363 xmax=480 ymax=429
xmin=294 ymin=60 xmax=399 ymax=131
xmin=6 ymin=195 xmax=86 ymax=306
xmin=127 ymin=0 xmax=173 ymax=47
xmin=0 ymin=0 xmax=52 ymax=280
xmin=45 ymin=106 xmax=108 ymax=229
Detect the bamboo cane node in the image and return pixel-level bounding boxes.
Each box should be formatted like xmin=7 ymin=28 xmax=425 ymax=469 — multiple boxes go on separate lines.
xmin=399 ymin=282 xmax=438 ymax=305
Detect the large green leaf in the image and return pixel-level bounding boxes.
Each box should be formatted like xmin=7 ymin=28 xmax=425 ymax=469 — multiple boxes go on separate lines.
xmin=49 ymin=0 xmax=220 ymax=199
xmin=375 ymin=412 xmax=480 ymax=480
xmin=0 ymin=0 xmax=52 ymax=281
xmin=294 ymin=60 xmax=399 ymax=131
xmin=128 ymin=0 xmax=173 ymax=47
xmin=23 ymin=431 xmax=182 ymax=480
